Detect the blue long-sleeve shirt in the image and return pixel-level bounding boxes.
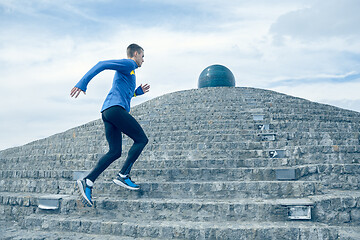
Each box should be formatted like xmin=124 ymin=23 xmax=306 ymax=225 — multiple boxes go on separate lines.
xmin=75 ymin=59 xmax=144 ymax=112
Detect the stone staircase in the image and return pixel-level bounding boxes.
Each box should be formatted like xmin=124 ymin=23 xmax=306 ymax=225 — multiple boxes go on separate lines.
xmin=1 ymin=87 xmax=359 ymax=239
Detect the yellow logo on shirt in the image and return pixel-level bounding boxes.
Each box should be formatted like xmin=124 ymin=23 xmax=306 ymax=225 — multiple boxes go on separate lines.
xmin=130 ymin=70 xmax=135 ymax=75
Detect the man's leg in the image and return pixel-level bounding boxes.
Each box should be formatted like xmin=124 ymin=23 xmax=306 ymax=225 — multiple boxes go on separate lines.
xmin=108 ymin=106 xmax=148 ymax=190
xmin=77 ymin=108 xmax=123 ymax=206
xmin=86 ymin=109 xmax=123 ymax=182
xmin=117 ymin=112 xmax=148 ymax=176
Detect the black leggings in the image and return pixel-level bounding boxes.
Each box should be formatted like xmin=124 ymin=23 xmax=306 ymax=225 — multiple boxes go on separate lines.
xmin=86 ymin=106 xmax=148 ymax=182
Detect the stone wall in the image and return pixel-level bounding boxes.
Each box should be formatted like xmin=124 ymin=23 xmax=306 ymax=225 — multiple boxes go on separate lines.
xmin=1 ymin=87 xmax=360 ymax=239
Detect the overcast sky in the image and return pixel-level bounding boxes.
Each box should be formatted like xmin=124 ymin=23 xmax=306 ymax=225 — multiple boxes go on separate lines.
xmin=1 ymin=0 xmax=360 ymax=150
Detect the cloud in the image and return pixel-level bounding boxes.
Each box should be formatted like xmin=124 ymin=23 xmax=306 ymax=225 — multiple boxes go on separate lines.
xmin=270 ymin=72 xmax=360 ymax=87
xmin=270 ymin=0 xmax=360 ymax=41
xmin=1 ymin=0 xmax=360 ymax=150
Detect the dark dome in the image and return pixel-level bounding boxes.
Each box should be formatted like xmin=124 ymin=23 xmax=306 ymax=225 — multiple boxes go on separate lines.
xmin=198 ymin=64 xmax=235 ymax=88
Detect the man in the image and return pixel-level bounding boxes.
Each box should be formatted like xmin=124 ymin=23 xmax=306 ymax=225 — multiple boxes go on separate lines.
xmin=70 ymin=44 xmax=150 ymax=207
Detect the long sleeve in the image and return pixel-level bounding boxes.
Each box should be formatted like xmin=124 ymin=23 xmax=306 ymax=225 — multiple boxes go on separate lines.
xmin=75 ymin=60 xmax=135 ymax=92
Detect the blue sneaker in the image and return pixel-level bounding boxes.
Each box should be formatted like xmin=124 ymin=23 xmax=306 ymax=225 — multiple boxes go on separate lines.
xmin=76 ymin=179 xmax=93 ymax=207
xmin=113 ymin=174 xmax=140 ymax=190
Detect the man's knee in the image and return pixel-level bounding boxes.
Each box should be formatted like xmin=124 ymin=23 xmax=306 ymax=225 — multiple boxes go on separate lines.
xmin=143 ymin=136 xmax=149 ymax=145
xmin=138 ymin=136 xmax=148 ymax=148
xmin=132 ymin=132 xmax=148 ymax=147
xmin=108 ymin=148 xmax=122 ymax=159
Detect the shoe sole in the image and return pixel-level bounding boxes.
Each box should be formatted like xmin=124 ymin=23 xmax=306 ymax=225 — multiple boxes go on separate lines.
xmin=113 ymin=179 xmax=140 ymax=191
xmin=76 ymin=180 xmax=93 ymax=207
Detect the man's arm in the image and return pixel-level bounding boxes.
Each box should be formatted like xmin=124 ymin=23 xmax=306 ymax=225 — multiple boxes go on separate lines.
xmin=74 ymin=59 xmax=136 ymax=93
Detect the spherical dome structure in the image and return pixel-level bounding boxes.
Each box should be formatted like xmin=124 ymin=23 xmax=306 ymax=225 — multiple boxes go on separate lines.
xmin=198 ymin=64 xmax=235 ymax=88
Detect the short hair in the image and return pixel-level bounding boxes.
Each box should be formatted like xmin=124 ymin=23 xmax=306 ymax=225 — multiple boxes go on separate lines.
xmin=127 ymin=44 xmax=144 ymax=58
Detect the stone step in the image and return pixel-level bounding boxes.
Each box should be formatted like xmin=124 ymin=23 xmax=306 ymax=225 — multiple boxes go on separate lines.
xmin=1 ymin=145 xmax=359 ymax=171
xmin=132 ymin=103 xmax=359 ymax=116
xmin=147 ymin=131 xmax=360 ymax=143
xmin=71 ymin=120 xmax=360 ymax=133
xmin=2 ymin=142 xmax=360 ymax=158
xmin=3 ymin=140 xmax=360 ymax=162
xmin=0 ymin=178 xmax=321 ymax=199
xmin=4 ymin=143 xmax=360 ymax=161
xmin=0 ymin=192 xmax=312 ymax=223
xmin=1 ymin=127 xmax=359 ymax=158
xmin=155 ymin=98 xmax=354 ymax=110
xmin=309 ymin=190 xmax=360 ymax=225
xmin=5 ymin=128 xmax=360 ymax=147
xmin=2 ymin=130 xmax=359 ymax=157
xmin=18 ymin=214 xmax=355 ymax=240
xmin=132 ymin=114 xmax=359 ymax=128
xmin=135 ymin=106 xmax=356 ymax=118
xmin=133 ymin=87 xmax=358 ymax=111
xmin=134 ymin=111 xmax=357 ymax=121
xmin=134 ymin=96 xmax=356 ymax=114
xmin=0 ymin=156 xmax=297 ymax=171
xmin=141 ymin=123 xmax=360 ymax=135
xmin=1 ymin=164 xmax=359 ymax=189
xmin=6 ymin=117 xmax=358 ymax=149
xmin=2 ymin=190 xmax=359 ymax=227
xmin=63 ymin=118 xmax=360 ymax=136
xmin=0 ymin=219 xmax=145 ymax=240
xmin=134 ymin=94 xmax=335 ymax=107
xmin=141 ymin=139 xmax=360 ymax=151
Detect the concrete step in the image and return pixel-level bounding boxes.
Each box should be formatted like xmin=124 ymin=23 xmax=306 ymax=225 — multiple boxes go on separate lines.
xmin=134 ymin=110 xmax=356 ymax=120
xmin=1 ymin=192 xmax=312 ymax=223
xmin=1 ymin=164 xmax=359 ymax=188
xmin=132 ymin=87 xmax=359 ymax=112
xmin=18 ymin=214 xmax=356 ymax=240
xmin=3 ymin=138 xmax=360 ymax=163
xmin=1 ymin=144 xmax=359 ymax=171
xmin=4 ymin=128 xmax=360 ymax=149
xmin=142 ymin=122 xmax=360 ymax=135
xmin=3 ymin=141 xmax=360 ymax=157
xmin=48 ymin=118 xmax=360 ymax=138
xmin=131 ymin=113 xmax=359 ymax=128
xmin=145 ymin=132 xmax=360 ymax=145
xmin=0 ymin=156 xmax=298 ymax=171
xmin=2 ymin=120 xmax=358 ymax=154
xmin=2 ymin=190 xmax=359 ymax=227
xmin=310 ymin=190 xmax=360 ymax=225
xmin=135 ymin=105 xmax=356 ymax=118
xmin=133 ymin=93 xmax=357 ymax=113
xmin=0 ymin=219 xmax=145 ymax=240
xmin=0 ymin=178 xmax=321 ymax=199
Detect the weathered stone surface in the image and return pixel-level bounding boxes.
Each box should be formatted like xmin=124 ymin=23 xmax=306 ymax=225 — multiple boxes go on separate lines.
xmin=1 ymin=87 xmax=360 ymax=239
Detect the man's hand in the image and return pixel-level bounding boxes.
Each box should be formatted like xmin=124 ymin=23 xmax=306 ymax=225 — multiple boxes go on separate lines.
xmin=70 ymin=87 xmax=86 ymax=98
xmin=141 ymin=84 xmax=150 ymax=94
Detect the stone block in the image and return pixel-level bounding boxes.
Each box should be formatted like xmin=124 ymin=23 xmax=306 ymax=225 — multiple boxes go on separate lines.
xmin=37 ymin=195 xmax=67 ymax=210
xmin=269 ymin=150 xmax=286 ymax=158
xmin=259 ymin=133 xmax=276 ymax=141
xmin=338 ymin=211 xmax=351 ymax=223
xmin=253 ymin=114 xmax=264 ymax=121
xmin=275 ymin=169 xmax=297 ymax=180
xmin=351 ymin=208 xmax=360 ymax=222
xmin=287 ymin=206 xmax=312 ymax=220
xmin=279 ymin=199 xmax=313 ymax=220
xmin=257 ymin=124 xmax=270 ymax=131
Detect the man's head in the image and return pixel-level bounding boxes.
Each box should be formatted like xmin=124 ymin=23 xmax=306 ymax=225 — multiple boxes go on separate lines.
xmin=127 ymin=44 xmax=144 ymax=67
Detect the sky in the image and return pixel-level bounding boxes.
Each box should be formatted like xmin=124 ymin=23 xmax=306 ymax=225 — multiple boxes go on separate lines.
xmin=0 ymin=0 xmax=360 ymax=150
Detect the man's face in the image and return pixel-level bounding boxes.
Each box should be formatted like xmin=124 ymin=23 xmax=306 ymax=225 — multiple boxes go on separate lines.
xmin=133 ymin=50 xmax=144 ymax=67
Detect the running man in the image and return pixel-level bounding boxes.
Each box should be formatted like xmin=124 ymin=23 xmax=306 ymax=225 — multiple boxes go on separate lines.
xmin=70 ymin=43 xmax=150 ymax=207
